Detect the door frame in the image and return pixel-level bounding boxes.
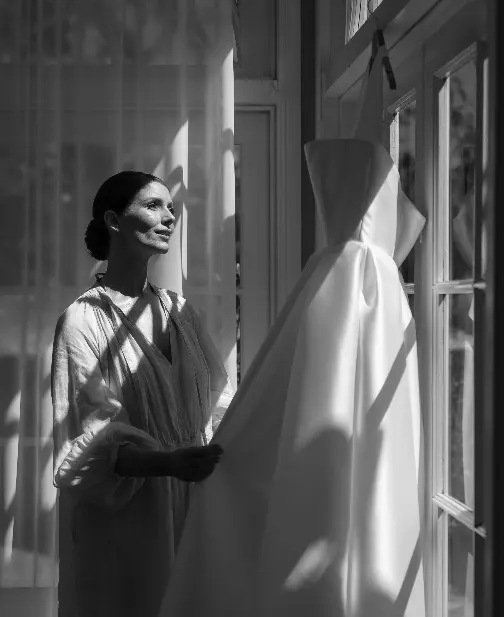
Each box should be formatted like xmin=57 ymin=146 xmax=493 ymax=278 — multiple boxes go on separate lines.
xmin=234 ymin=105 xmax=277 ymax=328
xmin=235 ymin=0 xmax=301 ymax=319
xmin=484 ymin=1 xmax=504 ymax=616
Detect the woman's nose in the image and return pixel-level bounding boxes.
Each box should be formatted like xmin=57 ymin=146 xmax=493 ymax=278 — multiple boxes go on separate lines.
xmin=162 ymin=206 xmax=176 ymax=223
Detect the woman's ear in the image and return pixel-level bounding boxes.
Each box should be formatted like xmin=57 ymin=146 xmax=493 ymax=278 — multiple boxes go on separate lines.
xmin=104 ymin=209 xmax=121 ymax=233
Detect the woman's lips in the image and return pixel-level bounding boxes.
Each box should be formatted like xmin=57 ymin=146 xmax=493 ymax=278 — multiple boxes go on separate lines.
xmin=156 ymin=228 xmax=174 ymax=239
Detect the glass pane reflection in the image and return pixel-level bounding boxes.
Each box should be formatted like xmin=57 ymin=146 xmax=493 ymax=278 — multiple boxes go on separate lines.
xmin=407 ymin=293 xmax=414 ymax=316
xmin=233 ymin=0 xmax=277 ymax=78
xmin=449 ymin=60 xmax=477 ymax=281
xmin=236 ymin=294 xmax=241 ymax=385
xmin=346 ymin=0 xmax=383 ymax=40
xmin=448 ymin=516 xmax=474 ymax=617
xmin=397 ymin=102 xmax=416 ymax=284
xmin=447 ymin=293 xmax=474 ymax=508
xmin=235 ymin=145 xmax=241 ymax=384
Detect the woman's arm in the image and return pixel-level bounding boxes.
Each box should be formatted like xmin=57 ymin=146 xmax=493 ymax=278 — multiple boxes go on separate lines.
xmin=115 ymin=443 xmax=223 ymax=481
xmin=52 ymin=305 xmax=161 ymax=507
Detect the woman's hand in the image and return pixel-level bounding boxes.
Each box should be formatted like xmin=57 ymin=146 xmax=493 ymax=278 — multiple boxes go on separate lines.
xmin=167 ymin=443 xmax=224 ymax=482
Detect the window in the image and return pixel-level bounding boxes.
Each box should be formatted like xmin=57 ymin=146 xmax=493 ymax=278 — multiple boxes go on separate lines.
xmin=383 ymin=8 xmax=488 ymax=612
xmin=234 ymin=110 xmax=274 ymax=385
xmin=431 ymin=45 xmax=487 ymax=617
xmin=336 ymin=0 xmax=489 ymax=613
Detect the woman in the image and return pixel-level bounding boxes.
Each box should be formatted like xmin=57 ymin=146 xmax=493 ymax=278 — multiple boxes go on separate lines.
xmin=52 ymin=171 xmax=231 ymax=617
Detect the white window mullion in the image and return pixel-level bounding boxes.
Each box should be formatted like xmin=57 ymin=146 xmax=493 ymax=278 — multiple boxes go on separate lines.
xmin=415 ymin=41 xmax=437 ymax=617
xmin=473 ymin=43 xmax=488 ymax=528
xmin=433 ymin=493 xmax=475 ymax=530
xmin=436 ymin=76 xmax=451 ymax=284
xmin=474 ymin=44 xmax=487 ymax=284
xmin=434 ymin=281 xmax=474 ymax=294
xmin=474 ymin=42 xmax=489 ymax=617
xmin=432 ymin=285 xmax=446 ymax=617
xmin=434 ymin=59 xmax=451 ymax=617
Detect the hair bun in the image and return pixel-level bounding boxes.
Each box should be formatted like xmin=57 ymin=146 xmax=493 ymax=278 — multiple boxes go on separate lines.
xmin=85 ymin=218 xmax=109 ymax=261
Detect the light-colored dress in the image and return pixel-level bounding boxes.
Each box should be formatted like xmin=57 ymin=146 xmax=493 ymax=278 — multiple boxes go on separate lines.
xmin=163 ymin=142 xmax=426 ymax=617
xmin=164 ymin=42 xmax=425 ymax=617
xmin=51 ymin=284 xmax=231 ymax=617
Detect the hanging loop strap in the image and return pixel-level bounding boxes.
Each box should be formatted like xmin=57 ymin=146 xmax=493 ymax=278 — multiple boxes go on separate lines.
xmin=367 ymin=1 xmax=397 ymax=91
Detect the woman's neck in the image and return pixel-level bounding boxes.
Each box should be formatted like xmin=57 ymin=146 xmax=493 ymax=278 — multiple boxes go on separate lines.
xmin=100 ymin=252 xmax=150 ymax=298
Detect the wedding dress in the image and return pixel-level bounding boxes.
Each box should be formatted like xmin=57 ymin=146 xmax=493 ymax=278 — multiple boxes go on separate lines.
xmin=162 ymin=45 xmax=426 ymax=617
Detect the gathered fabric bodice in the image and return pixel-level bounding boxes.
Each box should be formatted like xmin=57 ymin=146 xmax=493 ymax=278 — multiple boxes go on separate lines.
xmin=305 ymin=138 xmax=425 ymax=266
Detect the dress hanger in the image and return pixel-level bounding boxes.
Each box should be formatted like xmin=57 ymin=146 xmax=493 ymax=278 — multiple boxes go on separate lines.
xmin=367 ymin=0 xmax=396 ymax=91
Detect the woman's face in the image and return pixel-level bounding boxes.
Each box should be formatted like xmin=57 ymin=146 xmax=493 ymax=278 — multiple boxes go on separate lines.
xmin=109 ymin=181 xmax=176 ymax=257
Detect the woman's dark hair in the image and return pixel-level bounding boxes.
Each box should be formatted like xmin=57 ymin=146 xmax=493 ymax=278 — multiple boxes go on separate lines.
xmin=85 ymin=170 xmax=167 ymax=261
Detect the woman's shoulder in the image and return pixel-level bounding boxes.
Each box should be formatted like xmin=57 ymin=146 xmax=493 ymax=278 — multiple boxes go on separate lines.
xmin=153 ymin=286 xmax=198 ymax=324
xmin=55 ymin=287 xmax=103 ymax=340
xmin=154 ymin=286 xmax=188 ymax=311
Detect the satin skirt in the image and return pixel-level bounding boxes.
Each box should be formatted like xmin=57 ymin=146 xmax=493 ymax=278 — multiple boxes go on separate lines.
xmin=162 ymin=241 xmax=425 ymax=617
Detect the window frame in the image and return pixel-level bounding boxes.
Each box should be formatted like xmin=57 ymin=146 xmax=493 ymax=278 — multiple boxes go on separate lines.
xmin=321 ymin=0 xmax=491 ymax=613
xmin=427 ymin=32 xmax=487 ymax=617
xmin=434 ymin=44 xmax=487 ymax=617
xmin=384 ymin=11 xmax=488 ymax=615
xmin=388 ymin=92 xmax=418 ymax=292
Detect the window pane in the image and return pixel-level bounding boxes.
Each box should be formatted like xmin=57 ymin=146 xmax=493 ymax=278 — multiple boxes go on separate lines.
xmin=0 ymin=2 xmax=17 ymax=64
xmin=449 ymin=60 xmax=477 ymax=281
xmin=0 ymin=113 xmax=26 ymax=287
xmin=448 ymin=516 xmax=474 ymax=617
xmin=63 ymin=1 xmax=237 ymax=66
xmin=407 ymin=293 xmax=414 ymax=316
xmin=346 ymin=0 xmax=383 ymax=41
xmin=395 ymin=101 xmax=416 ymax=284
xmin=448 ymin=294 xmax=474 ymax=508
xmin=398 ymin=103 xmax=416 ymax=202
xmin=235 ymin=145 xmax=241 ymax=384
xmin=236 ymin=294 xmax=241 ymax=385
xmin=233 ymin=0 xmax=276 ymax=78
xmin=235 ymin=145 xmax=241 ymax=289
xmin=481 ymin=57 xmax=489 ymax=279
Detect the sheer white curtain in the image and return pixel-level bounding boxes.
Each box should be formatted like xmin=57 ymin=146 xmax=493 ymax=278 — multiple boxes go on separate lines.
xmin=0 ymin=1 xmax=234 ymax=614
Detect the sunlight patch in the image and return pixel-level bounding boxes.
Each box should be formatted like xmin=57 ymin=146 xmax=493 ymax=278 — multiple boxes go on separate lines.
xmin=284 ymin=539 xmax=335 ymax=590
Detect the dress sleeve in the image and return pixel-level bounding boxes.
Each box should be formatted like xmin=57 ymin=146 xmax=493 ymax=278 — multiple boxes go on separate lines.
xmin=51 ymin=306 xmax=159 ymax=510
xmin=185 ymin=303 xmax=235 ymax=432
